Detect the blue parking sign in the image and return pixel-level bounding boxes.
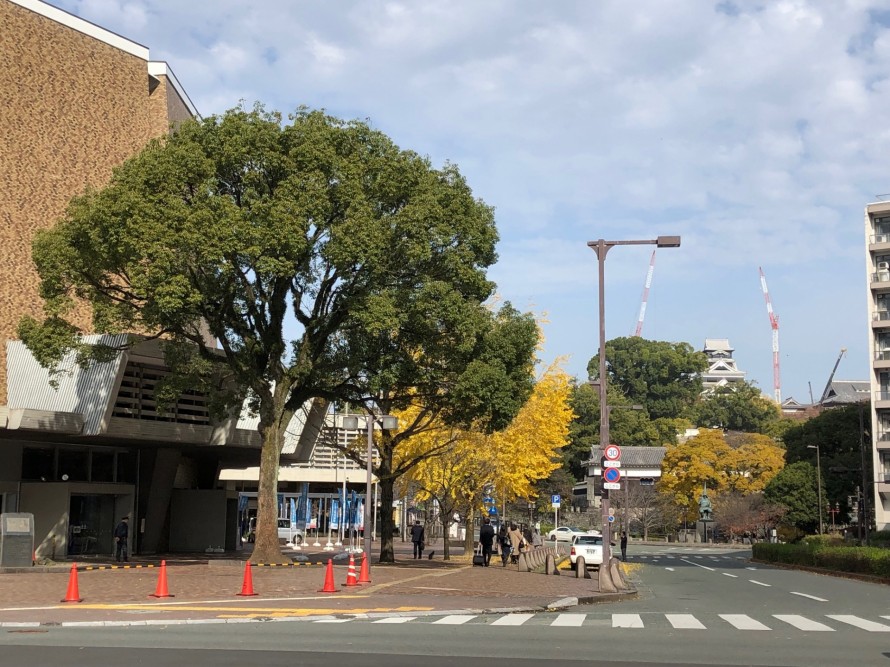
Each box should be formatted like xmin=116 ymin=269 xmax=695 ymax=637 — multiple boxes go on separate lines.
xmin=551 ymin=494 xmax=560 ymax=505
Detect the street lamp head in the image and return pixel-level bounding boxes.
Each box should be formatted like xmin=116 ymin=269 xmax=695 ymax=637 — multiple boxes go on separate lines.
xmin=342 ymin=416 xmax=360 ymax=430
xmin=656 ymin=235 xmax=681 ymax=248
xmin=807 ymin=444 xmax=818 ymax=450
xmin=380 ymin=415 xmax=399 ymax=430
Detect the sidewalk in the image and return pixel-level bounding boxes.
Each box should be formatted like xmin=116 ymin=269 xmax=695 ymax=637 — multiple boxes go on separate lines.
xmin=0 ymin=545 xmax=634 ymax=627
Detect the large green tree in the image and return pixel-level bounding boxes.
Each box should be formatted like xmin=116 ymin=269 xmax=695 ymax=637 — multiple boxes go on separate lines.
xmin=18 ymin=105 xmax=536 ymax=563
xmin=588 ymin=337 xmax=708 ymax=420
xmin=763 ymin=461 xmax=820 ymax=533
xmin=782 ymin=403 xmax=873 ymax=519
xmin=693 ymin=381 xmax=781 ymax=433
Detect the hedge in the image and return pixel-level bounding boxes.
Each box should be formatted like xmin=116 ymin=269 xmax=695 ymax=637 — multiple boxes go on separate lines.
xmin=752 ymin=542 xmax=890 ymax=578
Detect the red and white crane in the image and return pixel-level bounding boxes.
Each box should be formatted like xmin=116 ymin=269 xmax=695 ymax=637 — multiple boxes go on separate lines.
xmin=759 ymin=267 xmax=781 ymax=404
xmin=633 ymin=250 xmax=657 ymax=337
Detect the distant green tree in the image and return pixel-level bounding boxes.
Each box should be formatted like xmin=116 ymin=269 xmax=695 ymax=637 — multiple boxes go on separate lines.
xmin=763 ymin=461 xmax=820 ymax=533
xmin=782 ymin=403 xmax=873 ymax=518
xmin=694 ymin=381 xmax=781 ymax=433
xmin=588 ymin=337 xmax=708 ymax=420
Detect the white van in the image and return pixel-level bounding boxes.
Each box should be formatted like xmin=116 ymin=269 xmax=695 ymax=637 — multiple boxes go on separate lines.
xmin=245 ymin=518 xmax=304 ymax=545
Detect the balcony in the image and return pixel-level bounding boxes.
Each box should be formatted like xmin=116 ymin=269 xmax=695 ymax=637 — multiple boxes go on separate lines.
xmin=872 ymin=233 xmax=890 ymax=252
xmin=872 ymin=272 xmax=890 ymax=292
xmin=875 ymin=350 xmax=890 ymax=369
xmin=874 ymin=311 xmax=890 ymax=329
xmin=877 ymin=432 xmax=890 ymax=450
xmin=876 ymin=391 xmax=890 ymax=409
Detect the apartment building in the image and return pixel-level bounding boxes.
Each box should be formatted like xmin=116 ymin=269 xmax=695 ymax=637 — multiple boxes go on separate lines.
xmin=865 ymin=201 xmax=890 ymax=531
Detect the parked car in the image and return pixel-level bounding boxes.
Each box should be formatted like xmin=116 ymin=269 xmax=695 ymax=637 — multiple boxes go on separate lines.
xmin=569 ymin=534 xmax=604 ymax=569
xmin=547 ymin=526 xmax=587 ymax=542
xmin=245 ymin=518 xmax=304 ymax=545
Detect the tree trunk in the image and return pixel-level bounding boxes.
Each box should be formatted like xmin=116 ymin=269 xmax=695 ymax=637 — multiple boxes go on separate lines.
xmin=442 ymin=518 xmax=451 ymax=560
xmin=251 ymin=420 xmax=286 ymax=563
xmin=378 ymin=469 xmax=396 ymax=563
xmin=463 ymin=503 xmax=475 ymax=553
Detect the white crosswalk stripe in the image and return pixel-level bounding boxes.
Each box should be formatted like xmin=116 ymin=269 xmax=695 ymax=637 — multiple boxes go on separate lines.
xmin=490 ymin=614 xmax=534 ymax=626
xmin=551 ymin=613 xmax=585 ymax=627
xmin=719 ymin=614 xmax=771 ymax=630
xmin=666 ymin=614 xmax=706 ymax=629
xmin=433 ymin=615 xmax=476 ymax=625
xmin=773 ymin=615 xmax=834 ymax=631
xmin=827 ymin=615 xmax=890 ymax=632
xmin=373 ymin=617 xmax=416 ymax=624
xmin=612 ymin=614 xmax=644 ymax=628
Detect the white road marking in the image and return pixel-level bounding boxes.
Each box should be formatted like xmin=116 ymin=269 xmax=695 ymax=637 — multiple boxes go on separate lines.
xmin=664 ymin=567 xmax=675 ymax=572
xmin=722 ymin=573 xmax=738 ymax=578
xmin=745 ymin=567 xmax=758 ymax=571
xmin=314 ymin=619 xmax=352 ymax=623
xmin=373 ymin=617 xmax=416 ymax=624
xmin=666 ymin=614 xmax=706 ymax=629
xmin=749 ymin=580 xmax=771 ymax=587
xmin=490 ymin=614 xmax=534 ymax=626
xmin=433 ymin=615 xmax=476 ymax=625
xmin=612 ymin=614 xmax=644 ymax=628
xmin=719 ymin=614 xmax=771 ymax=630
xmin=827 ymin=615 xmax=890 ymax=632
xmin=773 ymin=615 xmax=834 ymax=631
xmin=682 ymin=559 xmax=715 ymax=571
xmin=551 ymin=614 xmax=585 ymax=627
xmin=790 ymin=592 xmax=828 ymax=602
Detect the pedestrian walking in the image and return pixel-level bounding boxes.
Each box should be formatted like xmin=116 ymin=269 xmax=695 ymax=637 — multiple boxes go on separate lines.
xmin=531 ymin=526 xmax=543 ymax=548
xmin=620 ymin=530 xmax=628 ymax=561
xmin=479 ymin=517 xmax=495 ymax=567
xmin=114 ymin=516 xmax=129 ymax=562
xmin=410 ymin=520 xmax=425 ymax=559
xmin=498 ymin=525 xmax=510 ymax=566
xmin=507 ymin=523 xmax=523 ymax=565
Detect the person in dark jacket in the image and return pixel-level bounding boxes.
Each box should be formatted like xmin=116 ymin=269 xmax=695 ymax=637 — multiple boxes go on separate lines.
xmin=479 ymin=517 xmax=496 ymax=567
xmin=620 ymin=531 xmax=628 ymax=561
xmin=410 ymin=520 xmax=425 ymax=559
xmin=498 ymin=525 xmax=510 ymax=566
xmin=114 ymin=516 xmax=129 ymax=562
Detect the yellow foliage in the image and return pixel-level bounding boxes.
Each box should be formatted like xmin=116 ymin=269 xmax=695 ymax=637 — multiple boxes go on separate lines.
xmin=400 ymin=360 xmax=574 ymax=511
xmin=659 ymin=429 xmax=785 ymax=516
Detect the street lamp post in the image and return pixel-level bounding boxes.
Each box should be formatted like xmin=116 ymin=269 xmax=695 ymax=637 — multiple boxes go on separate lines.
xmin=587 ymin=235 xmax=680 ymax=591
xmin=807 ymin=444 xmax=823 ymax=534
xmin=343 ymin=412 xmax=398 ymax=561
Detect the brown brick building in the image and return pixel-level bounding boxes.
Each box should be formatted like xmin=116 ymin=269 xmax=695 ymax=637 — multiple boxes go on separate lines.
xmin=0 ymin=0 xmax=262 ymax=559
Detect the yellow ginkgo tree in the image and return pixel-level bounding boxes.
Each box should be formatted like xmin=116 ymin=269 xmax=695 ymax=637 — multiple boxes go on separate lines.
xmin=400 ymin=361 xmax=574 ymax=558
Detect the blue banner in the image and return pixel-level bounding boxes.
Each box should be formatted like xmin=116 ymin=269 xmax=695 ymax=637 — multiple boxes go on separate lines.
xmin=289 ymin=498 xmax=296 ymax=525
xmin=330 ymin=500 xmax=340 ymax=530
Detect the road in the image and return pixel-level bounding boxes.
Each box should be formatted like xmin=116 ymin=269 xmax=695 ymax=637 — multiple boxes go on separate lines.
xmin=1 ymin=544 xmax=888 ymax=667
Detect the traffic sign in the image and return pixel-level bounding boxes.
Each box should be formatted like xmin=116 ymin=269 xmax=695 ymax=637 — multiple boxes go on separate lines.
xmin=608 ymin=514 xmax=616 ymax=522
xmin=603 ymin=460 xmax=621 ymax=468
xmin=603 ymin=482 xmax=621 ymax=490
xmin=551 ymin=494 xmax=561 ymax=505
xmin=603 ymin=467 xmax=622 ymax=484
xmin=604 ymin=444 xmax=621 ymax=461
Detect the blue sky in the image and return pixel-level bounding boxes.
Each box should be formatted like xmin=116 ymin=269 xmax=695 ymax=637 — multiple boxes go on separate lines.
xmin=48 ymin=0 xmax=890 ymax=402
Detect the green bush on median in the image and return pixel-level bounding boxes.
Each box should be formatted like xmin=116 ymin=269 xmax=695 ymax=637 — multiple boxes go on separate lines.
xmin=753 ymin=542 xmax=890 ymax=579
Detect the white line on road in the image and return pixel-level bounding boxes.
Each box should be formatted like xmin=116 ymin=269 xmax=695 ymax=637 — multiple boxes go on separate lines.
xmin=314 ymin=619 xmax=352 ymax=623
xmin=666 ymin=614 xmax=706 ymax=629
xmin=773 ymin=615 xmax=834 ymax=631
xmin=719 ymin=614 xmax=771 ymax=630
xmin=612 ymin=614 xmax=644 ymax=628
xmin=827 ymin=615 xmax=890 ymax=632
xmin=372 ymin=617 xmax=416 ymax=624
xmin=433 ymin=615 xmax=476 ymax=625
xmin=745 ymin=567 xmax=758 ymax=571
xmin=722 ymin=573 xmax=738 ymax=578
xmin=790 ymin=592 xmax=828 ymax=602
xmin=749 ymin=580 xmax=771 ymax=587
xmin=664 ymin=567 xmax=675 ymax=572
xmin=490 ymin=614 xmax=534 ymax=626
xmin=551 ymin=614 xmax=585 ymax=627
xmin=682 ymin=559 xmax=715 ymax=571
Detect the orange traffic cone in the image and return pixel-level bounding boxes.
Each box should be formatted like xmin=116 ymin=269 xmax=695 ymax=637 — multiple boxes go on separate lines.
xmin=236 ymin=561 xmax=258 ymax=596
xmin=149 ymin=560 xmax=174 ymax=598
xmin=61 ymin=562 xmax=83 ymax=603
xmin=344 ymin=553 xmax=358 ymax=587
xmin=357 ymin=553 xmax=371 ymax=584
xmin=318 ymin=558 xmax=339 ymax=593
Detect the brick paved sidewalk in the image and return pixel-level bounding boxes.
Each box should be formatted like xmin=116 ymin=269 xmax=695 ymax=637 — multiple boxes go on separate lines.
xmin=0 ymin=552 xmax=632 ymax=626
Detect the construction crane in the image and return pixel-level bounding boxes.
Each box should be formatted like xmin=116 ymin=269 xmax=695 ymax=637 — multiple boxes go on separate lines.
xmin=758 ymin=267 xmax=781 ymax=404
xmin=633 ymin=250 xmax=657 ymax=337
xmin=819 ymin=348 xmax=847 ymax=406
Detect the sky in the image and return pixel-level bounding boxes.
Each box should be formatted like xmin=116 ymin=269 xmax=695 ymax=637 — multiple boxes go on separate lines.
xmin=46 ymin=0 xmax=890 ymax=402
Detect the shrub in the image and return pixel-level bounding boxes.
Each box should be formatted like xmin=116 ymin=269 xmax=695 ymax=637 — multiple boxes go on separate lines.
xmin=753 ymin=541 xmax=890 ymax=578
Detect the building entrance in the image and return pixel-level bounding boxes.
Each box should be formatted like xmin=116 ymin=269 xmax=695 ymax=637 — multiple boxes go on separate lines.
xmin=69 ymin=494 xmax=116 ymax=555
